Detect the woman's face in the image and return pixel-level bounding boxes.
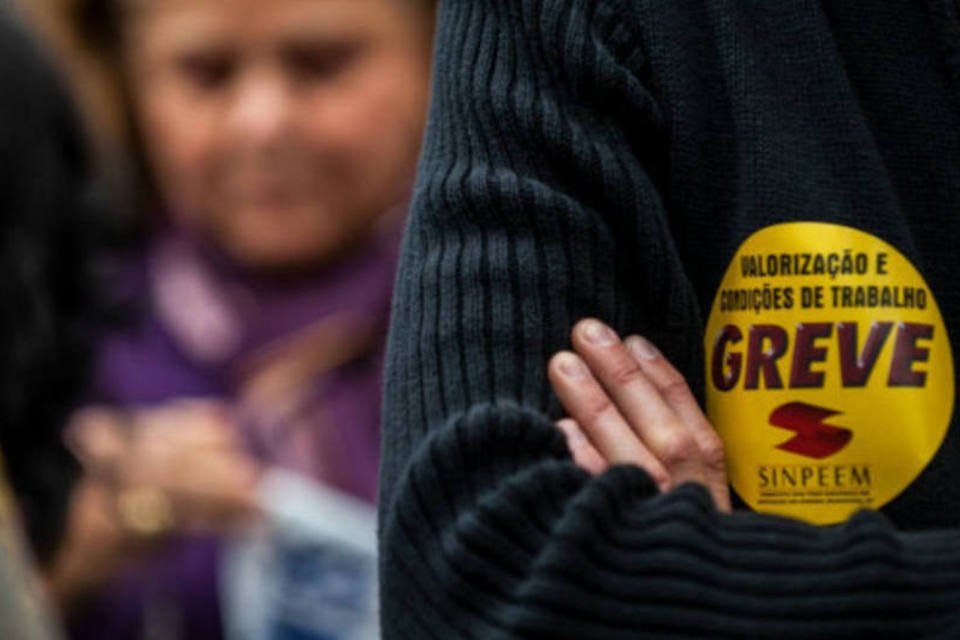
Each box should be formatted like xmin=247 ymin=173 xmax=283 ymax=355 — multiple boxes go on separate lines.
xmin=123 ymin=0 xmax=432 ymax=270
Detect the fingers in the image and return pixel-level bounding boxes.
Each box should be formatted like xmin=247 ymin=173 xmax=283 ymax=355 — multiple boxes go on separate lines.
xmin=549 ymin=319 xmax=730 ymax=512
xmin=68 ymin=400 xmax=264 ymax=536
xmin=65 ymin=407 xmax=130 ymax=483
xmin=569 ymin=320 xmax=705 ymax=490
xmin=126 ymin=403 xmax=261 ymax=529
xmin=134 ymin=400 xmax=238 ymax=451
xmin=623 ymin=336 xmax=730 ymax=512
xmin=549 ymin=351 xmax=671 ymax=490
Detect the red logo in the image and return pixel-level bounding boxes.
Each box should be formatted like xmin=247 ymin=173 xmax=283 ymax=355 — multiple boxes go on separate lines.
xmin=769 ymin=402 xmax=853 ymax=459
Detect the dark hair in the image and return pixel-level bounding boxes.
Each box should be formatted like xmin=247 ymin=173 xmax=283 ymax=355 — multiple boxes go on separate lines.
xmin=75 ymin=0 xmax=437 ymax=55
xmin=0 ymin=6 xmax=108 ymax=564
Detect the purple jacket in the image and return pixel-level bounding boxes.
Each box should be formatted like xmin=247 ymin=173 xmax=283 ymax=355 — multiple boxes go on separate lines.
xmin=68 ymin=220 xmax=400 ymax=640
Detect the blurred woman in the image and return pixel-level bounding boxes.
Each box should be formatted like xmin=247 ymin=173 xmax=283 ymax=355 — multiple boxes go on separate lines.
xmin=36 ymin=0 xmax=435 ymax=638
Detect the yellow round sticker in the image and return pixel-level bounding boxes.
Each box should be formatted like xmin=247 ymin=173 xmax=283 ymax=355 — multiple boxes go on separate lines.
xmin=704 ymin=222 xmax=954 ymax=524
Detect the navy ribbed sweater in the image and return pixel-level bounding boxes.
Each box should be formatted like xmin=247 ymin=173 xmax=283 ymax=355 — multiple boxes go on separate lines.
xmin=381 ymin=0 xmax=960 ymax=637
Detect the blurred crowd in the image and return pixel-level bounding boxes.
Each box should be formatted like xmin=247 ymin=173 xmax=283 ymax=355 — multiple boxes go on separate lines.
xmin=0 ymin=0 xmax=436 ymax=638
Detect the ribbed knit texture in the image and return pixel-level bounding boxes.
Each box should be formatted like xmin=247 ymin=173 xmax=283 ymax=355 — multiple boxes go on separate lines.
xmin=381 ymin=0 xmax=960 ymax=637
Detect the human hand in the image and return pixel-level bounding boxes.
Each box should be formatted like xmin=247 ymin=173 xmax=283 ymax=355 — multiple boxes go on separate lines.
xmin=547 ymin=319 xmax=730 ymax=511
xmin=68 ymin=399 xmax=263 ymax=536
xmin=49 ymin=400 xmax=262 ymax=607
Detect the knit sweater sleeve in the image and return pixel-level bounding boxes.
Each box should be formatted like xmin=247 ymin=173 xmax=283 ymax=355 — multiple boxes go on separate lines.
xmin=379 ymin=0 xmax=960 ymax=637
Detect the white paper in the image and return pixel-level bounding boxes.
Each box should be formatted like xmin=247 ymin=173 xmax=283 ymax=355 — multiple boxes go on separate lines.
xmin=221 ymin=469 xmax=379 ymax=640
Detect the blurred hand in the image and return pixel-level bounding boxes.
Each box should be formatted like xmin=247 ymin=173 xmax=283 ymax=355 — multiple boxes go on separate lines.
xmin=548 ymin=318 xmax=730 ymax=512
xmin=68 ymin=399 xmax=263 ymax=535
xmin=49 ymin=399 xmax=262 ymax=608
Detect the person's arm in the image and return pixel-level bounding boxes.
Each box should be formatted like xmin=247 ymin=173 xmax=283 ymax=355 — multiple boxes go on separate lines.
xmin=380 ymin=0 xmax=960 ymax=637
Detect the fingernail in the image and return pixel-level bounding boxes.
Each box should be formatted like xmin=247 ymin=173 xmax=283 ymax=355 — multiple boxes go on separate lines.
xmin=581 ymin=320 xmax=617 ymax=346
xmin=556 ymin=353 xmax=588 ymax=379
xmin=627 ymin=335 xmax=659 ymax=361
